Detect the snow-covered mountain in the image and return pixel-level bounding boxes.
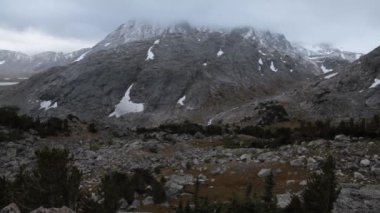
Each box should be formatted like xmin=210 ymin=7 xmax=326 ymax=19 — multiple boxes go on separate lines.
xmin=0 ymin=20 xmax=375 ymax=128
xmin=0 ymin=48 xmax=90 ymax=78
xmin=0 ymin=20 xmax=322 ymax=126
xmin=295 ymin=43 xmax=363 ymax=75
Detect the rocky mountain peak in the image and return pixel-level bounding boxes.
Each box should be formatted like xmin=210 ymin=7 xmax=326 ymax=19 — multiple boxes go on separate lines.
xmin=94 ymin=20 xmax=298 ymax=55
xmin=308 ymin=43 xmax=362 ymax=62
xmin=95 ymin=20 xmax=197 ymax=49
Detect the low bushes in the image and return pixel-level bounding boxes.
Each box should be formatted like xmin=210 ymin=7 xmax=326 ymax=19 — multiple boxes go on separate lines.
xmin=0 ymin=148 xmax=167 ymax=213
xmin=0 ymin=148 xmax=81 ymax=212
xmin=0 ymin=106 xmax=70 ymax=140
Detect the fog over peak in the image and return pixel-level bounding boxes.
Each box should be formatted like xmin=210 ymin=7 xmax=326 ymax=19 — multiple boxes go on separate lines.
xmin=0 ymin=0 xmax=379 ymax=54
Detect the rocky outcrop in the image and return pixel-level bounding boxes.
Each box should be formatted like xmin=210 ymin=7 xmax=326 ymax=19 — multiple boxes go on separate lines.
xmin=333 ymin=184 xmax=380 ymax=213
xmin=285 ymin=45 xmax=380 ymax=121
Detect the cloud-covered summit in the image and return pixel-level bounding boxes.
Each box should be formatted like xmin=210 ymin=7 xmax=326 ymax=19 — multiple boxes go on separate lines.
xmin=0 ymin=0 xmax=379 ymax=53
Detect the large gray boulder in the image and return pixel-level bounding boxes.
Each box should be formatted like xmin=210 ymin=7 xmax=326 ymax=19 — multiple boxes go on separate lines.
xmin=165 ymin=173 xmax=194 ymax=195
xmin=333 ymin=184 xmax=380 ymax=213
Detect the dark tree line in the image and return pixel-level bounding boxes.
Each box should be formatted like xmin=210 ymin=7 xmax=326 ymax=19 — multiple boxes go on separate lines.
xmin=0 ymin=106 xmax=70 ymax=141
xmin=137 ymin=115 xmax=380 ymax=149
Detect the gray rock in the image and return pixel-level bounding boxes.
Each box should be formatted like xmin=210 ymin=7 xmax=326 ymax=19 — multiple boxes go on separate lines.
xmin=360 ymin=159 xmax=371 ymax=167
xmin=299 ymin=180 xmax=307 ymax=186
xmin=257 ymin=168 xmax=272 ymax=177
xmin=334 ymin=135 xmax=350 ymax=142
xmin=371 ymin=163 xmax=380 ymax=176
xmin=211 ymin=166 xmax=226 ymax=175
xmin=239 ymin=153 xmax=251 ymax=161
xmin=354 ymin=172 xmax=365 ymax=179
xmin=290 ymin=159 xmax=303 ymax=167
xmin=308 ymin=139 xmax=328 ymax=146
xmin=333 ymin=184 xmax=380 ymax=213
xmin=197 ymin=174 xmax=208 ymax=182
xmin=165 ymin=173 xmax=194 ymax=195
xmin=276 ymin=193 xmax=292 ymax=208
xmin=192 ymin=158 xmax=200 ymax=165
xmin=257 ymin=152 xmax=274 ymax=162
xmin=128 ymin=200 xmax=140 ymax=210
xmin=286 ymin=180 xmax=296 ymax=185
xmin=0 ymin=203 xmax=20 ymax=213
xmin=307 ymin=157 xmax=319 ymax=170
xmin=142 ymin=196 xmax=154 ymax=206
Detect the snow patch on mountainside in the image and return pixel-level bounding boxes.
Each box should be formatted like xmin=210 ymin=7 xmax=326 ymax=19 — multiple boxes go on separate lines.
xmin=258 ymin=58 xmax=263 ymax=65
xmin=146 ymin=47 xmax=155 ymax=60
xmin=324 ymin=73 xmax=338 ymax=79
xmin=0 ymin=82 xmax=18 ymax=86
xmin=243 ymin=29 xmax=254 ymax=39
xmin=39 ymin=100 xmax=58 ymax=111
xmin=270 ymin=61 xmax=278 ymax=72
xmin=258 ymin=50 xmax=267 ymax=56
xmin=177 ymin=96 xmax=186 ymax=106
xmin=369 ymin=78 xmax=380 ymax=89
xmin=146 ymin=40 xmax=160 ymax=61
xmin=321 ymin=65 xmax=333 ymax=73
xmin=340 ymin=53 xmax=346 ymax=60
xmin=0 ymin=61 xmax=5 ymax=65
xmin=109 ymin=84 xmax=144 ymax=117
xmin=217 ymin=49 xmax=224 ymax=57
xmin=74 ymin=51 xmax=90 ymax=62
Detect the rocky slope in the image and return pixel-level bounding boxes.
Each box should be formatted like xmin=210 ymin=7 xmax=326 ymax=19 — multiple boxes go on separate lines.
xmin=1 ymin=129 xmax=379 ymax=212
xmin=0 ymin=48 xmax=90 ymax=78
xmin=287 ymin=45 xmax=380 ymax=120
xmin=295 ymin=43 xmax=363 ymax=74
xmin=0 ymin=21 xmax=326 ymax=127
xmin=208 ymin=45 xmax=379 ymax=125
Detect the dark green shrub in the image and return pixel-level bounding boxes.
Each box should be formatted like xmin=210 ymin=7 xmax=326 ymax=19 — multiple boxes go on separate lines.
xmin=0 ymin=176 xmax=11 ymax=209
xmin=0 ymin=148 xmax=82 ymax=212
xmin=101 ymin=171 xmax=133 ymax=212
xmin=87 ymin=123 xmax=98 ymax=133
xmin=151 ymin=180 xmax=167 ymax=204
xmin=77 ymin=192 xmax=104 ymax=213
xmin=204 ymin=125 xmax=223 ymax=135
xmin=302 ymin=156 xmax=340 ymax=213
xmin=33 ymin=148 xmax=81 ymax=209
xmin=283 ymin=195 xmax=303 ymax=213
xmin=87 ymin=169 xmax=167 ymax=212
xmin=261 ymin=172 xmax=276 ymax=213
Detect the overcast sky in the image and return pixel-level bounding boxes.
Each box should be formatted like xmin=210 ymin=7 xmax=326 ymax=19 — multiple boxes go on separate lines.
xmin=0 ymin=0 xmax=379 ymax=54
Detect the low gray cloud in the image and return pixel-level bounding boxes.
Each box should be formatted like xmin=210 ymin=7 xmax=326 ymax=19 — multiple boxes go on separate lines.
xmin=0 ymin=0 xmax=379 ymax=53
